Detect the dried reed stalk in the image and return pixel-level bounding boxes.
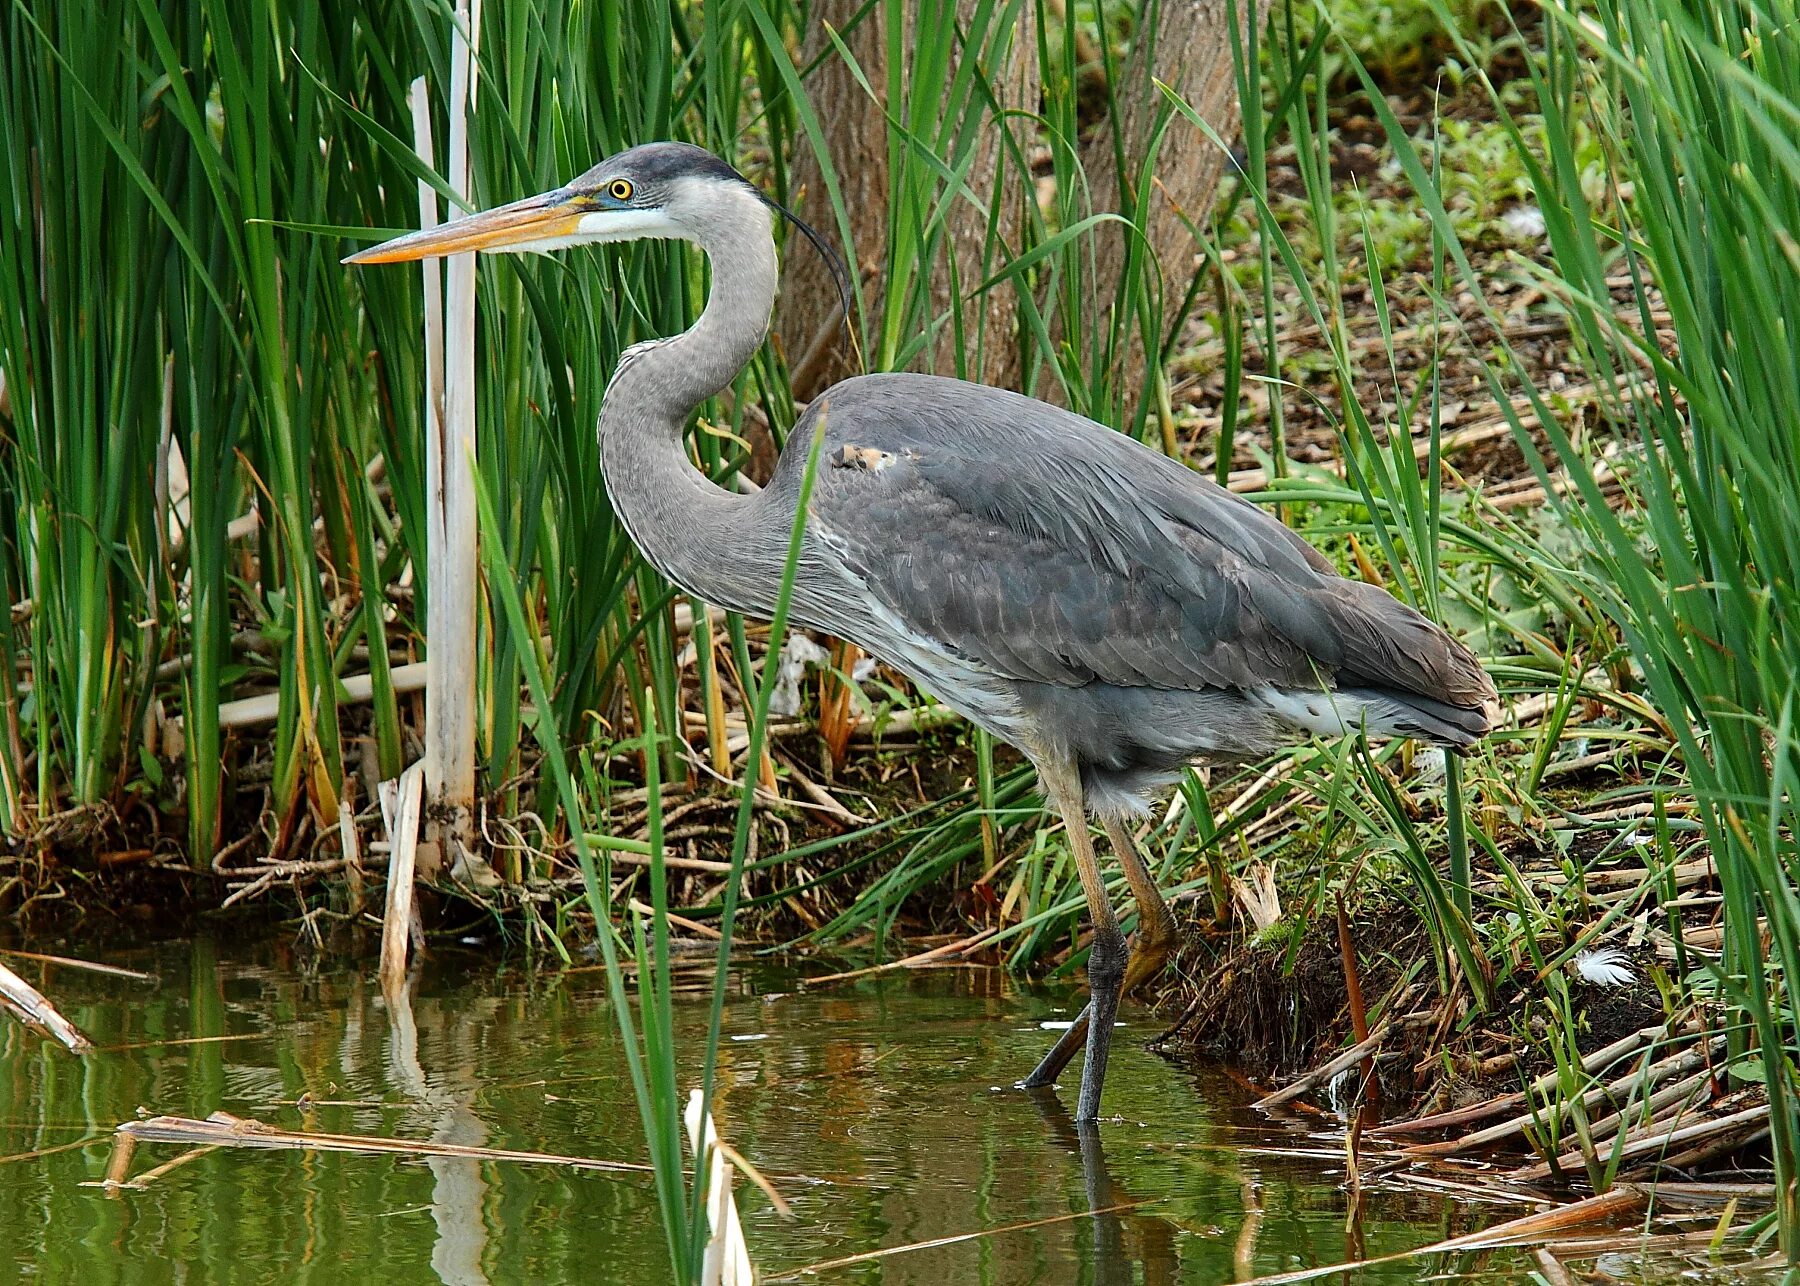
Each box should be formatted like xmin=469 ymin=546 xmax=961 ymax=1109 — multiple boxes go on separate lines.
xmin=0 ymin=961 xmax=93 ymax=1052
xmin=114 ymin=1112 xmax=654 ymax=1175
xmin=378 ymin=762 xmax=426 ymax=991
xmin=686 ymin=1090 xmax=753 ymax=1286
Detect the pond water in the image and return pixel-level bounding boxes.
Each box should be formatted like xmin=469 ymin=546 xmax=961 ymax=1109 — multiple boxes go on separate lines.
xmin=0 ymin=935 xmax=1745 ymax=1283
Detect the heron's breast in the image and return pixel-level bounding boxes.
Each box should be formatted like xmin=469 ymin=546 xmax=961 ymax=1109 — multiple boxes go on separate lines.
xmin=787 ymin=564 xmax=1031 ymax=746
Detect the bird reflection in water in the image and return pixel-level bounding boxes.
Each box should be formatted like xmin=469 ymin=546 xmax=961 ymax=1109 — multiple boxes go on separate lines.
xmin=1024 ymin=1088 xmax=1181 ymax=1286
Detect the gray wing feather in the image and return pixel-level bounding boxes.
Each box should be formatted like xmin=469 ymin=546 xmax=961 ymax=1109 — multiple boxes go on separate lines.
xmin=788 ymin=373 xmax=1492 ymax=710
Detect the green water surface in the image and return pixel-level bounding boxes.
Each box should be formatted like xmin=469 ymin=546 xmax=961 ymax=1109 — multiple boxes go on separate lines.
xmin=0 ymin=936 xmax=1758 ymax=1283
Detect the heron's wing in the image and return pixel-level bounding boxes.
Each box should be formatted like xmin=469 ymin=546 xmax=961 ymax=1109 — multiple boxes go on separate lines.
xmin=798 ymin=377 xmax=1492 ymax=707
xmin=809 ymin=440 xmax=1308 ymax=689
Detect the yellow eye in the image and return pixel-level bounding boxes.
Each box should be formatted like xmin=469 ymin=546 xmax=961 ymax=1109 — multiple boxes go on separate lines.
xmin=608 ymin=179 xmax=634 ymax=202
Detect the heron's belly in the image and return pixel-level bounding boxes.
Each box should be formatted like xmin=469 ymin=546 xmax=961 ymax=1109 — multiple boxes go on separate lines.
xmin=787 ymin=581 xmax=1033 ymax=746
xmin=853 ymin=634 xmax=1034 ymax=748
xmin=786 ymin=571 xmax=1311 ymax=811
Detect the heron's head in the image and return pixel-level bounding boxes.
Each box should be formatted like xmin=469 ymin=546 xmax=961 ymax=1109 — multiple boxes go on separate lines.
xmin=345 ymin=141 xmax=768 ymax=264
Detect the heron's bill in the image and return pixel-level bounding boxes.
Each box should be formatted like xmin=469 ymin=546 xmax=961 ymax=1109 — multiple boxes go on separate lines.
xmin=343 ymin=190 xmax=578 ymax=264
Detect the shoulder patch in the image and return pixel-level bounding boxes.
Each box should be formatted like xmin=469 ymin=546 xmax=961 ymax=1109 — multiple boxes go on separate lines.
xmin=831 ymin=443 xmax=899 ymax=472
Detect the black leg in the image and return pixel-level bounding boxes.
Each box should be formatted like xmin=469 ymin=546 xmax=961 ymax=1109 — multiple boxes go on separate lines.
xmin=1016 ymin=762 xmax=1129 ymax=1121
xmin=1018 ymin=1000 xmax=1088 ymax=1089
xmin=1076 ymin=921 xmax=1127 ymax=1121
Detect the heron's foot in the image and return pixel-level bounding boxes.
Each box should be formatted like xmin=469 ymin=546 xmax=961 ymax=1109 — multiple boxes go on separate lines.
xmin=1121 ymin=909 xmax=1181 ymax=997
xmin=1018 ymin=913 xmax=1183 ymax=1092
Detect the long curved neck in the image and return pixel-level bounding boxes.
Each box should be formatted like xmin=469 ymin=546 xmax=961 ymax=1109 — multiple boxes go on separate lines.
xmin=599 ymin=188 xmax=780 ymax=612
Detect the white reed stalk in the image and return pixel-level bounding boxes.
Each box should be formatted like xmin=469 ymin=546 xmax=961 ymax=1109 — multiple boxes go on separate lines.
xmin=424 ymin=0 xmax=482 ymax=872
xmin=408 ymin=77 xmax=448 ymax=887
xmin=0 ymin=960 xmax=93 ymax=1053
xmin=378 ymin=761 xmax=426 ymax=993
xmin=685 ymin=1090 xmax=754 ymax=1286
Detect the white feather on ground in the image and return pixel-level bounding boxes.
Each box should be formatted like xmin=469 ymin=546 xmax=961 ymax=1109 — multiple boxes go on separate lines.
xmin=1572 ymin=946 xmax=1636 ymax=988
xmin=768 ymin=635 xmax=830 ymax=717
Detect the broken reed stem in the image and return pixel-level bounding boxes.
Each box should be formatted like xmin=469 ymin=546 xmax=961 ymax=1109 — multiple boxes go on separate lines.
xmin=589 ymin=844 xmax=738 ymax=874
xmin=0 ymin=1136 xmax=107 ymax=1167
xmin=0 ymin=948 xmax=152 ymax=982
xmin=99 ymin=1144 xmax=221 ymax=1192
xmin=1374 ymin=1021 xmax=1685 ymax=1137
xmin=116 ymin=1112 xmax=658 ymax=1175
xmin=339 ymin=793 xmax=364 ymax=918
xmin=678 ymin=702 xmax=961 ymax=750
xmin=0 ymin=960 xmax=94 ymax=1053
xmin=1533 ymin=1247 xmax=1579 ymax=1286
xmin=101 ymin=1132 xmax=137 ymax=1188
xmin=1335 ymin=891 xmax=1377 ymax=1109
xmin=378 ymin=762 xmax=426 ymax=992
xmin=1404 ymin=1033 xmax=1724 ymax=1158
xmin=1566 ymin=1067 xmax=1713 ymax=1155
xmin=1646 ymin=1121 xmax=1772 ymax=1177
xmin=800 ymin=928 xmax=999 ymax=987
xmin=627 ymin=899 xmax=724 ymax=941
xmin=771 ymin=751 xmax=867 ymax=826
xmin=1516 ymin=1099 xmax=1771 ymax=1183
xmin=1255 ymin=1020 xmax=1396 ymax=1111
xmin=685 ymin=1089 xmax=754 ymax=1286
xmin=1232 ymin=1186 xmax=1649 ymax=1286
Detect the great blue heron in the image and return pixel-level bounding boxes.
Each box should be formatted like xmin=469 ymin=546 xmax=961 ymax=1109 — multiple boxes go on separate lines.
xmin=349 ymin=141 xmax=1495 ymax=1122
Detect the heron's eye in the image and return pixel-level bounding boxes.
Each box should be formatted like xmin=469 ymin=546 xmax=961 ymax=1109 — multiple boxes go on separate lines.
xmin=608 ymin=179 xmax=635 ymax=202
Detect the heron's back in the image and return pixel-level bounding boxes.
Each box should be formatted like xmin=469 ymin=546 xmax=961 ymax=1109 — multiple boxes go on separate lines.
xmin=769 ymin=373 xmax=1494 ymax=810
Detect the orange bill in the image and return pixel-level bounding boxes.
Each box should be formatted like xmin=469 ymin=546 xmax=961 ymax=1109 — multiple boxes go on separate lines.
xmin=343 ymin=190 xmax=580 ymax=264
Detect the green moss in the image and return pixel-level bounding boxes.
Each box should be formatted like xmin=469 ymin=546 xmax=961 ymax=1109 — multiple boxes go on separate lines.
xmin=1324 ymin=0 xmax=1512 ymax=85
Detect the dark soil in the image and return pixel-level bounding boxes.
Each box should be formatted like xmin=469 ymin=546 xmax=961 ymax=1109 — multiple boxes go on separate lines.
xmin=1148 ymin=892 xmax=1671 ymax=1116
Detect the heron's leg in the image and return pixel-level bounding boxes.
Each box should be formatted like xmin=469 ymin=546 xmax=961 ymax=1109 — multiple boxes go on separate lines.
xmin=1018 ymin=1004 xmax=1092 ymax=1091
xmin=1102 ymin=815 xmax=1182 ymax=986
xmin=1019 ymin=817 xmax=1180 ymax=1089
xmin=1017 ymin=763 xmax=1128 ymax=1121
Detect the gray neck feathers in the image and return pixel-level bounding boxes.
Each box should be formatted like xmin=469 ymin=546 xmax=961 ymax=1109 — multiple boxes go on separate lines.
xmin=598 ymin=184 xmax=780 ymax=612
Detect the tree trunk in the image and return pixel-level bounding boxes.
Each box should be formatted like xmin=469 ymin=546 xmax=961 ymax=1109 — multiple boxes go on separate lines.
xmin=1073 ymin=0 xmax=1270 ymax=404
xmin=776 ymin=2 xmax=888 ymax=401
xmin=775 ymin=0 xmax=1038 ymax=399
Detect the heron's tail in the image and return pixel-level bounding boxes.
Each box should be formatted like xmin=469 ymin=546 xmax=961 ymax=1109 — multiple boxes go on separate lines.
xmin=1331 ymin=685 xmax=1493 ymax=748
xmin=1260 ymin=682 xmax=1494 ymax=749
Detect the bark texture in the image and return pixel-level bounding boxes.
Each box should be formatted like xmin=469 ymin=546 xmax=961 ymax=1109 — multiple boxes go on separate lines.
xmin=775 ymin=1 xmax=1038 ymax=398
xmin=1076 ymin=0 xmax=1272 ymax=398
xmin=777 ymin=0 xmax=1267 ymax=403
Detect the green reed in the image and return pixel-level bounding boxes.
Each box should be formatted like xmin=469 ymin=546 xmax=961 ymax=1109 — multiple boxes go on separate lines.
xmin=22 ymin=0 xmax=1789 ymax=1264
xmin=1355 ymin=0 xmax=1800 ymax=1250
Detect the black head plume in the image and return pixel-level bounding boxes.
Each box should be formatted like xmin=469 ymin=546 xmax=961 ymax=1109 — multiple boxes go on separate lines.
xmin=757 ymin=190 xmax=859 ymax=364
